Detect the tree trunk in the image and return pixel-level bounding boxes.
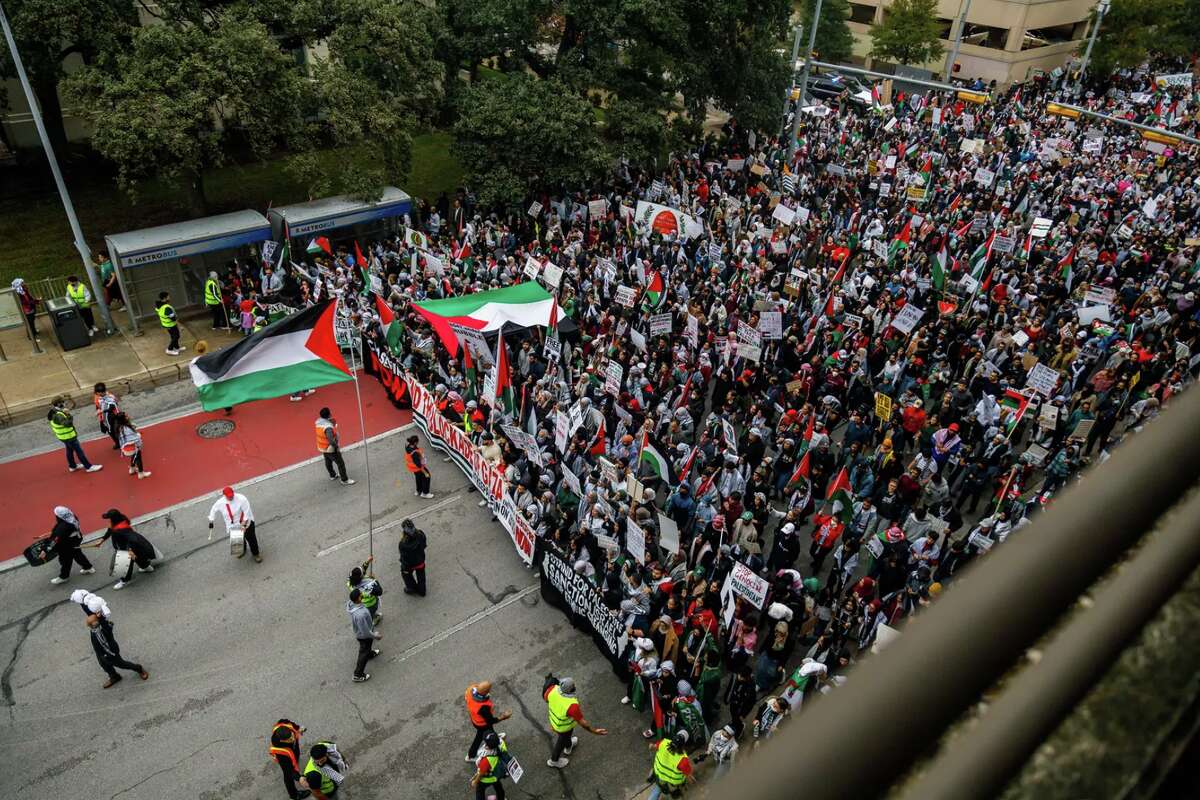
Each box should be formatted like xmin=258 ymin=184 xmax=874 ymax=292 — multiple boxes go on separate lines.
xmin=31 ymin=74 xmax=70 ymax=161
xmin=556 ymin=15 xmax=579 ymax=67
xmin=185 ymin=171 xmax=209 ymax=218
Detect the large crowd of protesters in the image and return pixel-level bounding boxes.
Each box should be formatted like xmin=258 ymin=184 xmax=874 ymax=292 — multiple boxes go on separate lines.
xmin=206 ymin=57 xmax=1200 ymax=776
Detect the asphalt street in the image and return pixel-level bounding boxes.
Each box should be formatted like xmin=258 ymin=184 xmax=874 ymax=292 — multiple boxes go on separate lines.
xmin=1 ymin=427 xmax=659 ymax=800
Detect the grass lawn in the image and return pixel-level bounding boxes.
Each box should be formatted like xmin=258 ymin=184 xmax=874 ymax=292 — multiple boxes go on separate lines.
xmin=0 ymin=131 xmax=463 ymax=286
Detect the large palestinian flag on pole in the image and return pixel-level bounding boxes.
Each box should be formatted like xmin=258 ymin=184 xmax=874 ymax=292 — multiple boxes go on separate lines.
xmin=189 ymin=300 xmax=351 ymax=411
xmin=412 ymin=282 xmax=557 ymax=355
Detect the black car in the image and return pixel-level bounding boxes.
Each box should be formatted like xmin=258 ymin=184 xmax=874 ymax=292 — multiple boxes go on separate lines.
xmin=805 ymin=74 xmax=872 ymax=110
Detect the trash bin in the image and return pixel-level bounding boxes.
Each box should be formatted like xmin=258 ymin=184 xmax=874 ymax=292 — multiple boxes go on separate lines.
xmin=45 ymin=297 xmax=91 ymax=351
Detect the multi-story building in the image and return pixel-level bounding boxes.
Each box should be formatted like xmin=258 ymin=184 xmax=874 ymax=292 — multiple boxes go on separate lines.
xmin=845 ymin=0 xmax=1095 ymax=86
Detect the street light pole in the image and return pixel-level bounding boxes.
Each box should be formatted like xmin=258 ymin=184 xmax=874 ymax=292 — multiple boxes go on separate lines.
xmin=943 ymin=0 xmax=975 ymax=83
xmin=0 ymin=0 xmax=114 ymax=335
xmin=781 ymin=23 xmax=804 ymax=137
xmin=789 ymin=0 xmax=824 ymax=162
xmin=1077 ymin=0 xmax=1111 ymax=90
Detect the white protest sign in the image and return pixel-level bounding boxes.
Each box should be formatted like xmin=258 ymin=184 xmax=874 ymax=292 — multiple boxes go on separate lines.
xmin=865 ymin=536 xmax=885 ymax=558
xmin=1155 ymin=72 xmax=1193 ymax=88
xmin=555 ymin=411 xmax=570 ymax=454
xmin=568 ymin=402 xmax=585 ymax=436
xmin=1078 ymin=305 xmax=1111 ymax=324
xmin=968 ymin=531 xmax=994 ymax=552
xmin=1026 ymin=362 xmax=1060 ymax=397
xmin=649 ymin=313 xmax=673 ymax=336
xmin=1030 ymin=217 xmax=1053 ymax=238
xmin=974 ymin=167 xmax=995 ymax=188
xmin=772 ymin=204 xmax=796 ymax=226
xmin=991 ymin=235 xmax=1016 ymax=254
xmin=604 ymin=360 xmax=623 ymax=396
xmin=527 ymin=201 xmax=542 ymax=218
xmin=507 ymin=755 xmax=525 ymax=784
xmin=759 ymin=311 xmax=783 ymax=340
xmin=544 ymin=336 xmax=562 ymax=363
xmin=658 ymin=513 xmax=680 ymax=556
xmin=626 ymin=518 xmax=647 ymax=564
xmin=543 ymin=263 xmax=564 ymax=288
xmin=588 ymin=198 xmax=608 ymax=219
xmin=889 ymin=304 xmax=925 ymax=335
xmin=736 ymin=342 xmax=762 ymax=362
xmin=1084 ymin=286 xmax=1116 ymax=306
xmin=736 ymin=319 xmax=762 ymax=347
xmin=686 ymin=313 xmax=699 ymax=348
xmin=727 ymin=561 xmax=769 ymax=609
xmin=615 ymin=285 xmax=637 ymax=307
xmin=630 ymin=327 xmax=647 ymax=352
xmin=523 ymin=258 xmax=541 ymax=280
xmin=450 ymin=322 xmax=496 ymax=368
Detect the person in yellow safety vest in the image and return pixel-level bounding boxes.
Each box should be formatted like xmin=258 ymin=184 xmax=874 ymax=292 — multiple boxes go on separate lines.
xmin=470 ymin=731 xmax=509 ymax=800
xmin=463 ymin=400 xmax=485 ymax=433
xmin=347 ymin=557 xmax=382 ymax=623
xmin=205 ymin=271 xmax=229 ymax=330
xmin=65 ymin=275 xmax=98 ymax=335
xmin=543 ymin=676 xmax=607 ymax=769
xmin=301 ymin=742 xmax=345 ymax=800
xmin=647 ymin=732 xmax=694 ymax=800
xmin=155 ymin=291 xmax=184 ymax=356
xmin=315 ymin=407 xmax=355 ymax=485
xmin=268 ymin=719 xmax=312 ymax=799
xmin=47 ymin=397 xmax=103 ymax=473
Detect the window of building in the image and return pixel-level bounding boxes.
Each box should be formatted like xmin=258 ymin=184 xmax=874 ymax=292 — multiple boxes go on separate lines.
xmin=849 ymin=3 xmax=876 ymax=24
xmin=960 ymin=23 xmax=1009 ymax=50
xmin=1022 ymin=22 xmax=1082 ymax=49
xmin=935 ymin=17 xmax=954 ymax=39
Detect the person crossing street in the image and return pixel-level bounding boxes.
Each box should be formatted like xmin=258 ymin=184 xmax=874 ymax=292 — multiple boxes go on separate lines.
xmin=208 ymin=486 xmax=262 ymax=562
xmin=301 ymin=742 xmax=349 ymax=799
xmin=269 ymin=719 xmax=312 ymax=799
xmin=404 ymin=435 xmax=434 ymax=498
xmin=646 ymin=732 xmax=694 ymax=800
xmin=92 ymin=509 xmax=159 ymax=590
xmin=465 ymin=681 xmax=512 ymax=762
xmin=470 ymin=732 xmax=510 ymax=800
xmin=93 ymin=382 xmax=121 ymax=450
xmin=47 ymin=398 xmax=103 ymax=474
xmin=316 ymin=407 xmax=355 ymax=485
xmin=85 ymin=605 xmax=148 ymax=688
xmin=542 ymin=675 xmax=607 ymax=769
xmin=347 ymin=588 xmax=381 ymax=683
xmin=43 ymin=506 xmax=95 ymax=585
xmin=398 ymin=519 xmax=427 ymax=596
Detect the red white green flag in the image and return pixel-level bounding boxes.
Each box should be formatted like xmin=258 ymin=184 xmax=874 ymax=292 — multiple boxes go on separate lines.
xmin=375 ymin=293 xmax=402 ymax=352
xmin=825 ymin=466 xmax=854 ymax=523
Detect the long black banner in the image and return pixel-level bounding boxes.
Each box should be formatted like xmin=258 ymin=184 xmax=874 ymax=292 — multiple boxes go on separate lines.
xmin=538 ymin=545 xmax=629 ymax=678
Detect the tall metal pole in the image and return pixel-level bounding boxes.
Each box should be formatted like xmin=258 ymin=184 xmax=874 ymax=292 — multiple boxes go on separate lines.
xmin=942 ymin=0 xmax=975 ymax=83
xmin=0 ymin=0 xmax=114 ymax=335
xmin=789 ymin=0 xmax=824 ymax=161
xmin=1076 ymin=0 xmax=1110 ymax=90
xmin=348 ymin=334 xmax=375 ymax=559
xmin=781 ymin=23 xmax=804 ymax=137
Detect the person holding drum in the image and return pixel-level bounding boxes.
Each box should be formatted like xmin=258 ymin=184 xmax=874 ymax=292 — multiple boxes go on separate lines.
xmin=208 ymin=486 xmax=261 ymax=563
xmin=114 ymin=412 xmax=151 ymax=480
xmin=92 ymin=509 xmax=158 ymax=590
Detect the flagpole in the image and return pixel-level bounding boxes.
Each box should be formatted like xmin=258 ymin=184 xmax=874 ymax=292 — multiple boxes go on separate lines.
xmin=348 ymin=336 xmax=375 ymax=559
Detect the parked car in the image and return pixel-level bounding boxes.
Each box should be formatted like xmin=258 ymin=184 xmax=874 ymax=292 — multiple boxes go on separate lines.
xmin=805 ymin=73 xmax=872 ymax=111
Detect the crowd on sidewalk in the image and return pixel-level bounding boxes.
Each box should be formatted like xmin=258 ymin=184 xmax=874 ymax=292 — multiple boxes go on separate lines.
xmin=85 ymin=56 xmax=1200 ymax=792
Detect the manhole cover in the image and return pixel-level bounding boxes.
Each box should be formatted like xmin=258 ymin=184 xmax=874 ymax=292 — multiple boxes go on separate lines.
xmin=197 ymin=420 xmax=236 ymax=439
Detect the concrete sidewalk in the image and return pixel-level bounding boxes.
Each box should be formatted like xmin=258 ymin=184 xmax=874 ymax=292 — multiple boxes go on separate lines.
xmin=0 ymin=306 xmax=242 ymax=426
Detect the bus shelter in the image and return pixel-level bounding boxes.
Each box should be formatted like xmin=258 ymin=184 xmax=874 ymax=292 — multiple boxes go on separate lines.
xmin=268 ymin=187 xmax=413 ymax=257
xmin=105 ymin=210 xmax=271 ymax=332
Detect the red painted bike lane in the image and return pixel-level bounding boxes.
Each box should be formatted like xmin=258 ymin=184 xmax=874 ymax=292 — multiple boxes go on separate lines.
xmin=3 ymin=376 xmax=409 ymax=563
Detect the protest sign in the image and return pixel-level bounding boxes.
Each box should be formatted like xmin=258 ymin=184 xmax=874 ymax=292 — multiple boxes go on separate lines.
xmin=543 ymin=336 xmax=562 ymax=363
xmin=759 ymin=311 xmax=783 ymax=339
xmin=1026 ymin=362 xmax=1060 ymax=397
xmin=615 ymin=285 xmax=637 ymax=307
xmin=543 ymin=263 xmax=564 ymax=288
xmin=736 ymin=342 xmax=762 ymax=362
xmin=539 ymin=547 xmax=628 ymax=665
xmin=1030 ymin=217 xmax=1053 ymax=238
xmin=604 ymin=360 xmax=623 ymax=396
xmin=772 ymin=204 xmax=796 ymax=226
xmin=626 ymin=519 xmax=647 ymax=564
xmin=686 ymin=313 xmax=699 ymax=348
xmin=649 ymin=313 xmax=673 ymax=336
xmin=658 ymin=513 xmax=680 ymax=556
xmin=630 ymin=327 xmax=647 ymax=352
xmin=875 ymin=392 xmax=893 ymax=421
xmin=588 ymin=198 xmax=608 ymax=219
xmin=974 ymin=167 xmax=995 ymax=188
xmin=727 ymin=562 xmax=769 ymax=609
xmin=889 ymin=304 xmax=924 ymax=335
xmin=527 ymin=201 xmax=542 ymax=218
xmin=523 ymin=258 xmax=541 ymax=280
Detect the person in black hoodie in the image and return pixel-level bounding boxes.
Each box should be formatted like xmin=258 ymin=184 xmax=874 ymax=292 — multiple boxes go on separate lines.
xmin=45 ymin=506 xmax=95 ymax=585
xmin=397 ymin=519 xmax=427 ymax=596
xmin=90 ymin=509 xmax=158 ymax=590
xmin=86 ymin=608 xmax=148 ymax=688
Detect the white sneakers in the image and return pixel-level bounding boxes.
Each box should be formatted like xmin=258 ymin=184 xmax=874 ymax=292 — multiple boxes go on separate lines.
xmin=137 ymin=564 xmax=154 ymax=573
xmin=137 ymin=471 xmax=152 ymax=479
xmin=420 ymin=493 xmax=435 ymax=499
xmin=81 ymin=568 xmax=95 ymax=575
xmin=50 ymin=576 xmax=67 ymax=584
xmin=341 ymin=478 xmax=357 ymax=486
xmin=547 ymin=757 xmax=569 ymax=768
xmin=113 ymin=580 xmax=127 ymax=589
xmin=86 ymin=465 xmax=102 ymax=473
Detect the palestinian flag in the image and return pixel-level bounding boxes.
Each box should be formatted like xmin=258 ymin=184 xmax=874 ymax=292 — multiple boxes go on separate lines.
xmin=491 ymin=329 xmax=516 ymax=415
xmin=887 ymin=219 xmax=911 ymax=263
xmin=589 ymin=417 xmax=607 ymax=456
xmin=825 ymin=467 xmax=854 ymax=523
xmin=643 ymin=269 xmax=667 ymax=310
xmin=412 ymin=282 xmax=557 ymax=355
xmin=919 ymin=156 xmax=933 ymax=187
xmin=969 ymin=232 xmax=996 ymax=279
xmin=677 ymin=445 xmax=699 ymax=485
xmin=639 ymin=431 xmax=676 ymax=484
xmin=307 ymin=236 xmax=332 ymax=256
xmin=189 ymin=300 xmax=351 ymax=411
xmin=787 ymin=449 xmax=810 ymax=488
xmin=1000 ymin=389 xmax=1030 ymax=435
xmin=356 ymin=241 xmax=371 ymax=295
xmin=405 ymin=228 xmax=429 ymax=251
xmin=1059 ymin=247 xmax=1076 ymax=290
xmin=375 ymin=294 xmax=402 ymax=353
xmin=932 ymin=241 xmax=949 ymax=290
xmin=947 ymin=193 xmax=962 ymax=216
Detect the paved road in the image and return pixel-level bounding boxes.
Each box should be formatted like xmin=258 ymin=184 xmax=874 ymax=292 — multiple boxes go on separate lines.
xmin=1 ymin=428 xmax=657 ymax=800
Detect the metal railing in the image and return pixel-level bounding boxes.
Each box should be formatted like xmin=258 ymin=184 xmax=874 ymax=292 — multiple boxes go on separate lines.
xmin=718 ymin=382 xmax=1200 ymax=800
xmin=0 ymin=275 xmax=74 ymax=329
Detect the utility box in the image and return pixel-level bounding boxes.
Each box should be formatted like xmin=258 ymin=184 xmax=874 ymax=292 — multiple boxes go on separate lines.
xmin=45 ymin=297 xmax=91 ymax=351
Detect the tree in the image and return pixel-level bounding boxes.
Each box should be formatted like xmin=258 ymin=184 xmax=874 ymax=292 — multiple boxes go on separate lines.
xmin=869 ymin=0 xmax=944 ymax=67
xmin=1084 ymin=0 xmax=1193 ymax=78
xmin=0 ymin=0 xmax=136 ymax=157
xmin=452 ymin=73 xmax=611 ymax=206
xmin=801 ymin=0 xmax=855 ymax=64
xmin=63 ymin=10 xmax=304 ymax=215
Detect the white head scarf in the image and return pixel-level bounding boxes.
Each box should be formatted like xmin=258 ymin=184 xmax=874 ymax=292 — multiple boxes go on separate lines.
xmin=54 ymin=506 xmax=79 ymax=527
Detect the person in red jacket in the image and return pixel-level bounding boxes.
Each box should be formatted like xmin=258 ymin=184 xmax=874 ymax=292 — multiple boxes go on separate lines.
xmin=809 ymin=512 xmax=845 ymax=572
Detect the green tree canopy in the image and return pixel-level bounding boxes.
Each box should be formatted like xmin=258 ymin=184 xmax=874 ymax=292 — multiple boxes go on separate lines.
xmin=869 ymin=0 xmax=944 ymax=67
xmin=801 ymin=0 xmax=855 ymax=64
xmin=63 ymin=9 xmax=304 ymax=215
xmin=452 ymin=73 xmax=611 ymax=206
xmin=1084 ymin=0 xmax=1197 ymax=78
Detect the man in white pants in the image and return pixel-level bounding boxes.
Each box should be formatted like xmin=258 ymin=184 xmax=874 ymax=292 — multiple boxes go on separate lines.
xmin=208 ymin=486 xmax=261 ymax=563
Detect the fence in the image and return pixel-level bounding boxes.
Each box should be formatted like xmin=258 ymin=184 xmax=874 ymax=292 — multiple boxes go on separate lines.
xmin=0 ymin=274 xmax=75 ymax=329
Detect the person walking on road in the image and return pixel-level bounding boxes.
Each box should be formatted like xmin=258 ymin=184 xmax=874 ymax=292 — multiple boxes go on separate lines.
xmin=85 ymin=607 xmax=148 ymax=688
xmin=48 ymin=398 xmax=103 ymax=474
xmin=269 ymin=719 xmax=312 ymax=800
xmin=347 ymin=588 xmax=381 ymax=683
xmin=301 ymin=742 xmax=349 ymax=799
xmin=93 ymin=382 xmax=121 ymax=450
xmin=398 ymin=519 xmax=428 ymax=596
xmin=209 ymin=486 xmax=261 ymax=562
xmin=65 ymin=275 xmax=98 ymax=336
xmin=91 ymin=509 xmax=159 ymax=589
xmin=465 ymin=681 xmax=512 ymax=761
xmin=646 ymin=732 xmax=694 ymax=800
xmin=113 ymin=412 xmax=152 ymax=480
xmin=404 ymin=435 xmax=434 ymax=498
xmin=543 ymin=675 xmax=607 ymax=769
xmin=44 ymin=506 xmax=95 ymax=585
xmin=470 ymin=731 xmax=510 ymax=800
xmin=156 ymin=291 xmax=185 ymax=356
xmin=348 ymin=558 xmax=382 ymax=622
xmin=316 ymin=407 xmax=356 ymax=485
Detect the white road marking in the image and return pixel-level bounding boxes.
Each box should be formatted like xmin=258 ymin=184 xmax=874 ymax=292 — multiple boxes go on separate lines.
xmin=0 ymin=423 xmax=415 ymax=574
xmin=315 ymin=493 xmax=464 ymax=557
xmin=389 ymin=584 xmax=539 ymax=664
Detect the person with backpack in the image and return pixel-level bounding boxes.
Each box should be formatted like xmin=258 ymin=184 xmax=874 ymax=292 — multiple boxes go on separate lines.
xmin=469 ymin=731 xmax=510 ymax=799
